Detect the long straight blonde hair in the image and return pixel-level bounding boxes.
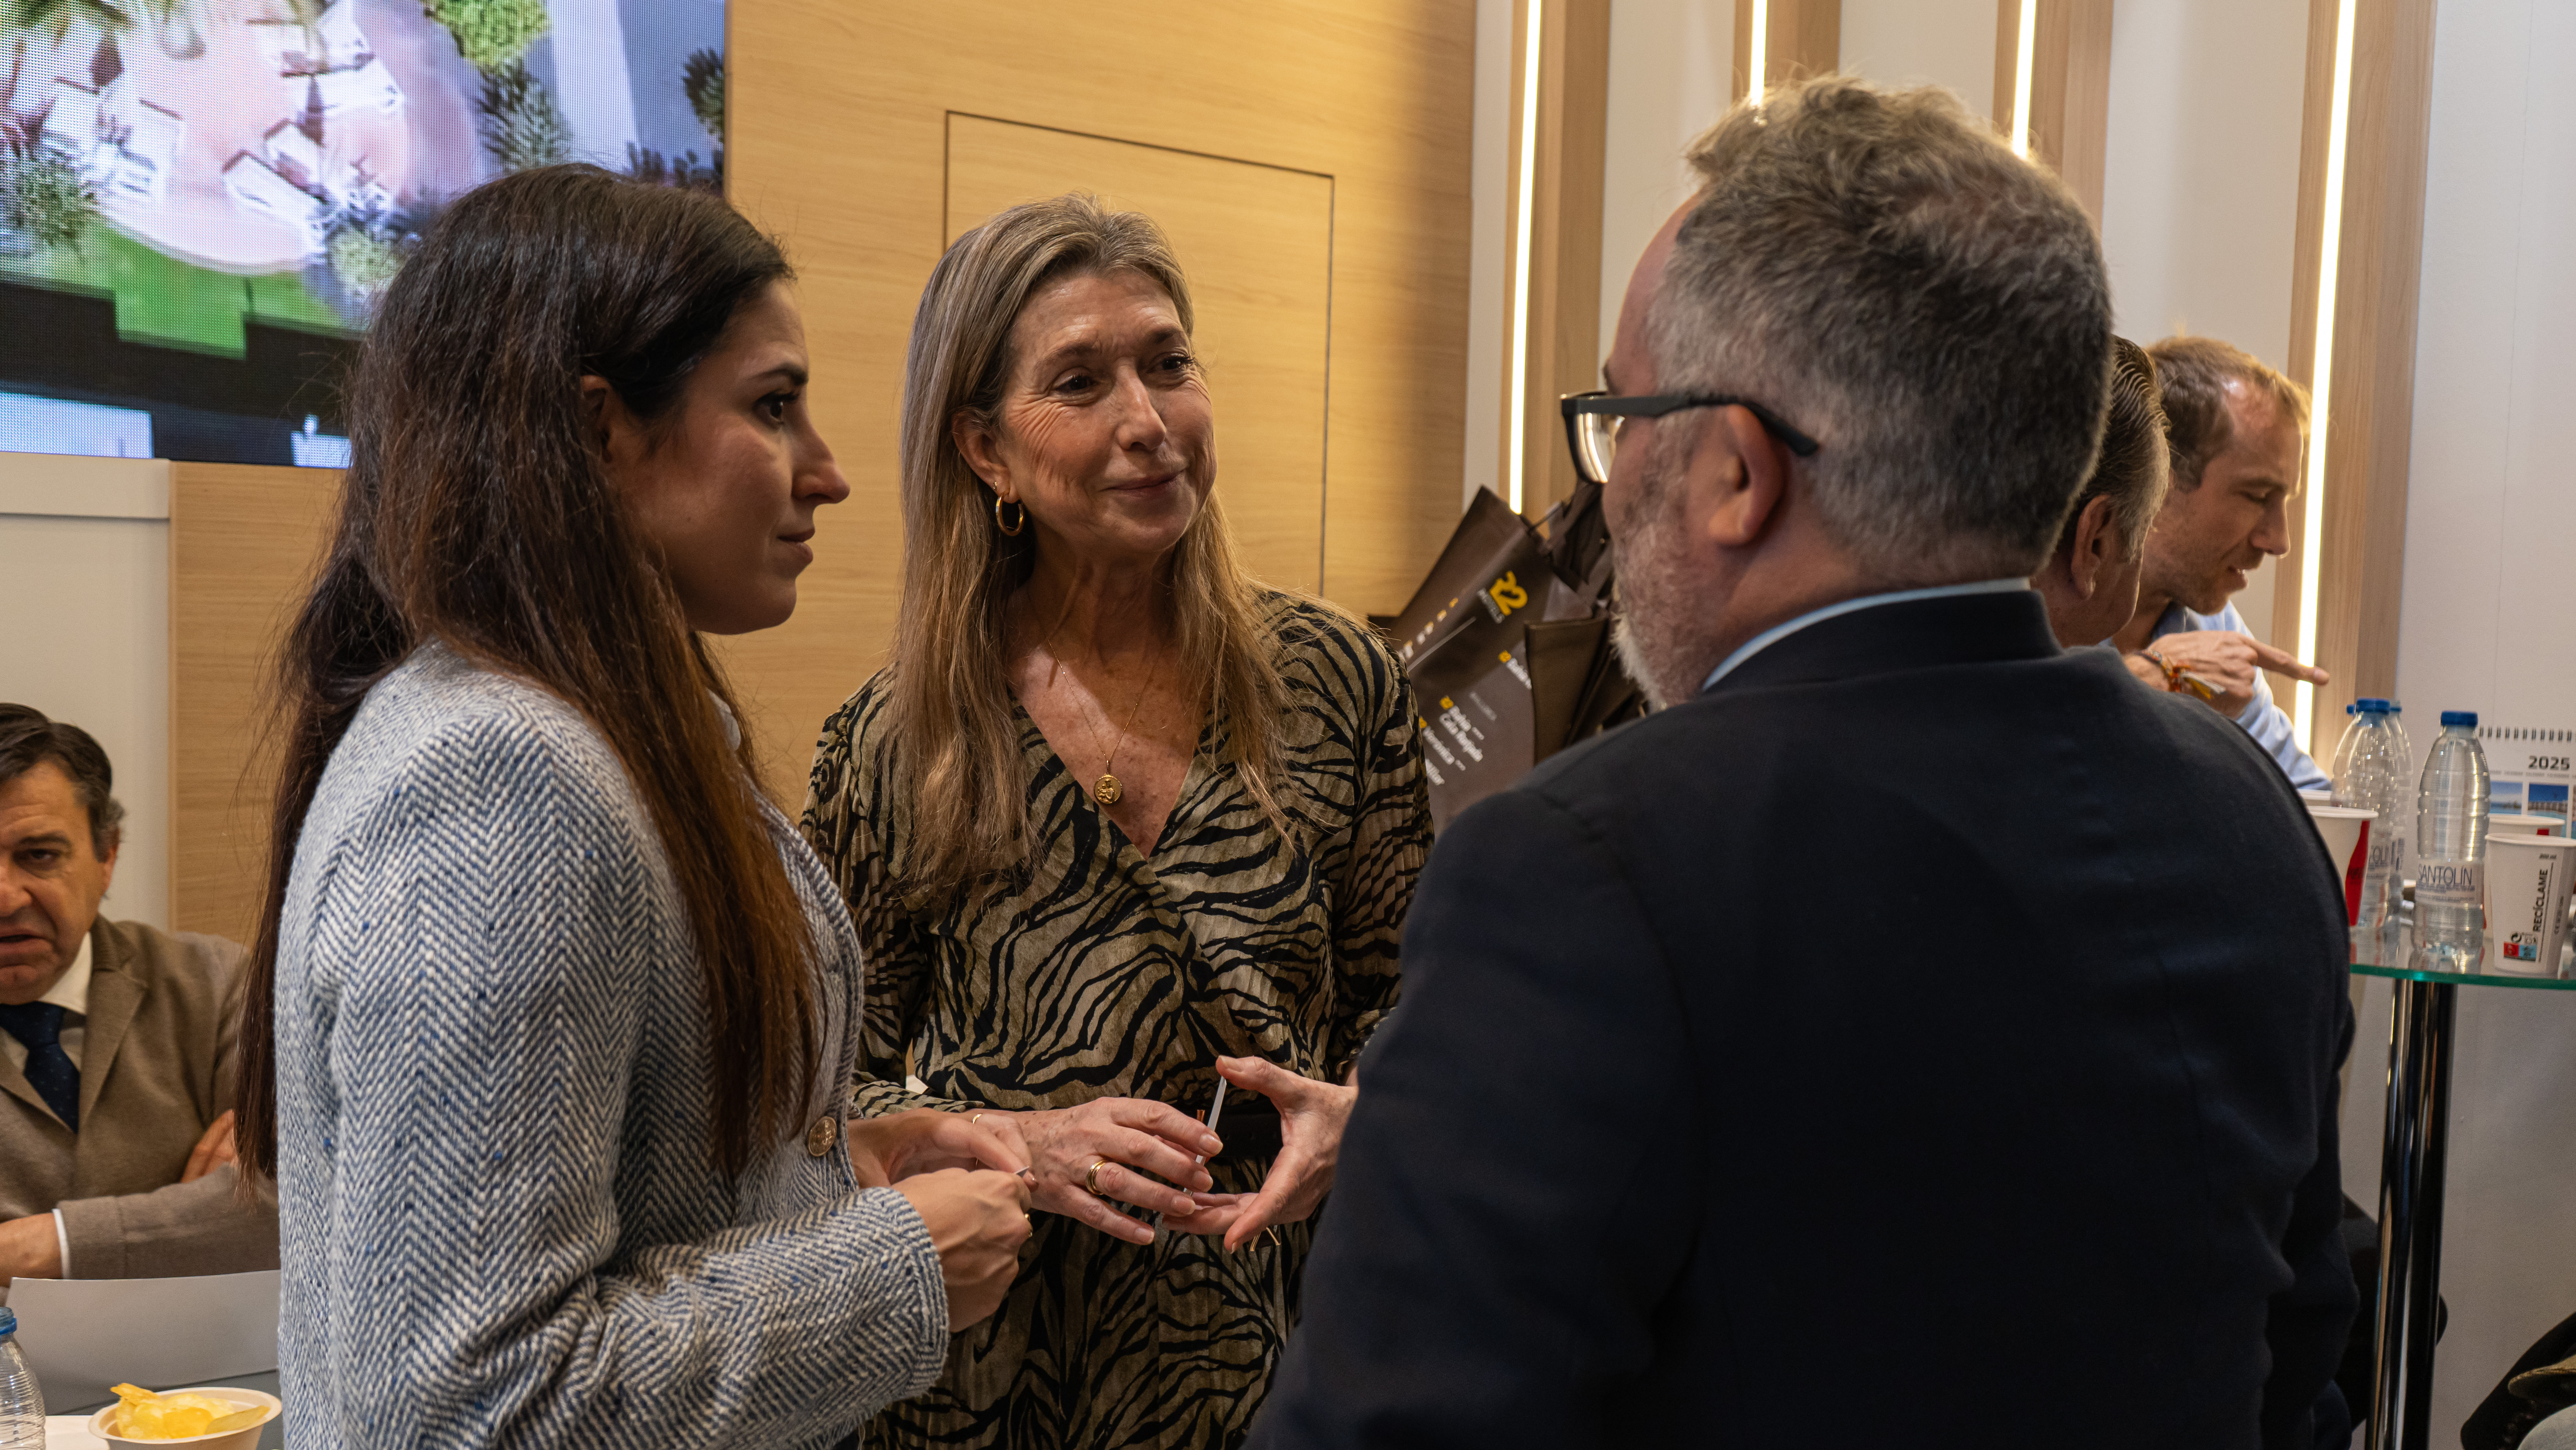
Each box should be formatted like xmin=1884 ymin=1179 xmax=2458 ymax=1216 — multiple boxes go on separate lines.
xmin=888 ymin=194 xmax=1289 ymax=899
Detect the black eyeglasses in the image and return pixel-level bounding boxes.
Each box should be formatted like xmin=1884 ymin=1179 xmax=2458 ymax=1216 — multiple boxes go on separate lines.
xmin=1559 ymin=391 xmax=1822 ymax=486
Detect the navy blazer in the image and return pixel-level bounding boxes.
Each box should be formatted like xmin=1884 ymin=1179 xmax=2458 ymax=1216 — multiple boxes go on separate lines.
xmin=1252 ymin=590 xmax=2355 ymax=1449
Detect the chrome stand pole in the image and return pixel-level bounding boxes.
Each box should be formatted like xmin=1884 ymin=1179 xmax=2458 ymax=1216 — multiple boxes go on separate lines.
xmin=2369 ymin=977 xmax=2458 ymax=1450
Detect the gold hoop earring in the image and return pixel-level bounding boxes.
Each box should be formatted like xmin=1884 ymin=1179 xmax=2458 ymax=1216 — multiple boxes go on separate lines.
xmin=994 ymin=494 xmax=1026 ymax=537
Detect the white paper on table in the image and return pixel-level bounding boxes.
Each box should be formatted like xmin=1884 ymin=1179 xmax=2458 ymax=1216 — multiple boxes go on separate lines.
xmin=45 ymin=1414 xmax=107 ymax=1448
xmin=8 ymin=1271 xmax=279 ymax=1416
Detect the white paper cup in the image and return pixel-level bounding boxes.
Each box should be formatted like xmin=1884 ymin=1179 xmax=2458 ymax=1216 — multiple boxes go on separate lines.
xmin=2490 ymin=812 xmax=2563 ymax=838
xmin=2484 ymin=832 xmax=2576 ymax=976
xmin=2304 ymin=804 xmax=2376 ymax=924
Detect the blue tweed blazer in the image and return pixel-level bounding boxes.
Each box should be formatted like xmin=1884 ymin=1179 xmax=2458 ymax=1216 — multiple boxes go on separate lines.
xmin=274 ymin=645 xmax=948 ymax=1447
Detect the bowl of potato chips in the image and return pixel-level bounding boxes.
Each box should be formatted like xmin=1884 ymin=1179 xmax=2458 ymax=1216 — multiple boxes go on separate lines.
xmin=87 ymin=1383 xmax=281 ymax=1447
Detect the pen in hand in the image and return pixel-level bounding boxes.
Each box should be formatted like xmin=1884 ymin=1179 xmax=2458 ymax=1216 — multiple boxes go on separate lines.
xmin=1152 ymin=1079 xmax=1228 ymax=1233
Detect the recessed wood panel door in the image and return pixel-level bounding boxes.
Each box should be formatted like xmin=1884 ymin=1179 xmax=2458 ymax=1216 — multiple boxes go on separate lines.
xmin=944 ymin=115 xmax=1333 ymax=594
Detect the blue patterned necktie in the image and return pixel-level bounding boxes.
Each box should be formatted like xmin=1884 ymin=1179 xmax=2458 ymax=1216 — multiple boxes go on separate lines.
xmin=0 ymin=1001 xmax=78 ymax=1131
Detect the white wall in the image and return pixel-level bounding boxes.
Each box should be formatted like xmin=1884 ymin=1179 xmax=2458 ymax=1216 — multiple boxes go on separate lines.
xmin=2096 ymin=0 xmax=2310 ymax=646
xmin=1837 ymin=0 xmax=1995 ymax=121
xmin=1467 ymin=0 xmax=1736 ymax=510
xmin=1598 ymin=0 xmax=1735 ymax=367
xmin=2336 ymin=1 xmax=2576 ymax=1436
xmin=0 ymin=456 xmax=173 ymax=932
xmin=2391 ymin=0 xmax=2576 ymax=738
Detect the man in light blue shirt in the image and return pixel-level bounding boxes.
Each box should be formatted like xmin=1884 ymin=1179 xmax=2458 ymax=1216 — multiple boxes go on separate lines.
xmin=2109 ymin=336 xmax=2332 ymax=791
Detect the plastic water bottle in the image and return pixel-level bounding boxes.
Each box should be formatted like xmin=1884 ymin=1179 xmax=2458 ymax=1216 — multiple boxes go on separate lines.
xmin=0 ymin=1308 xmax=44 ymax=1449
xmin=2332 ymin=700 xmax=2412 ymax=964
xmin=2412 ymin=710 xmax=2492 ymax=973
xmin=2387 ymin=703 xmax=2417 ymax=952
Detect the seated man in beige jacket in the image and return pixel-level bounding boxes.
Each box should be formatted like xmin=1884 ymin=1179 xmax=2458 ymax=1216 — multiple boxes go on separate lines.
xmin=0 ymin=705 xmax=276 ymax=1292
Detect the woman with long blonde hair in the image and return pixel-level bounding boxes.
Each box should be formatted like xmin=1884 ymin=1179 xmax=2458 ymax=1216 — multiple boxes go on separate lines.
xmin=801 ymin=195 xmax=1431 ymax=1447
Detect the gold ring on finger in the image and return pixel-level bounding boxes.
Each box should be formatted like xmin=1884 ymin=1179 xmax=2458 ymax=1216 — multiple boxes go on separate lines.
xmin=1085 ymin=1158 xmax=1112 ymax=1196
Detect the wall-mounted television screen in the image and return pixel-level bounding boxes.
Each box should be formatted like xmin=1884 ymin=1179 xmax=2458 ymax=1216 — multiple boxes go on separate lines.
xmin=1 ymin=0 xmax=725 ymax=466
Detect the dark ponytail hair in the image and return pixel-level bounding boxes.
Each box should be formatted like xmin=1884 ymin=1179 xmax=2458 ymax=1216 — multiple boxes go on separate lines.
xmin=235 ymin=164 xmax=815 ymax=1180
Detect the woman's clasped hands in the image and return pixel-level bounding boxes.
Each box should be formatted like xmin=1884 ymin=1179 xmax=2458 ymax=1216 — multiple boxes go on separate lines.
xmin=1001 ymin=1098 xmax=1222 ymax=1246
xmin=952 ymin=1054 xmax=1357 ymax=1254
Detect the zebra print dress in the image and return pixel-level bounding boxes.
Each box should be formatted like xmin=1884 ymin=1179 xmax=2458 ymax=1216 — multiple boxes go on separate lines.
xmin=799 ymin=592 xmax=1432 ymax=1450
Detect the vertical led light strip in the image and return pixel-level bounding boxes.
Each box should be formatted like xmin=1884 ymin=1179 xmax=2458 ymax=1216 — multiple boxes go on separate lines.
xmin=1505 ymin=0 xmax=1544 ymax=514
xmin=1747 ymin=0 xmax=1768 ymax=99
xmin=2293 ymin=0 xmax=2359 ymax=750
xmin=2008 ymin=0 xmax=2037 ymax=157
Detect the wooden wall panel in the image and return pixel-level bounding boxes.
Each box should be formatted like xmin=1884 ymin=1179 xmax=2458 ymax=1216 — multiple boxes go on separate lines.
xmin=1734 ymin=0 xmax=1843 ymax=102
xmin=723 ymin=1 xmax=1476 ymax=799
xmin=943 ymin=117 xmax=1334 ymax=594
xmin=1503 ymin=0 xmax=1611 ymax=519
xmin=170 ymin=463 xmax=337 ymax=943
xmin=2278 ymin=0 xmax=2435 ymax=735
xmin=1993 ymin=0 xmax=2114 ymax=222
xmin=2054 ymin=0 xmax=2114 ymax=222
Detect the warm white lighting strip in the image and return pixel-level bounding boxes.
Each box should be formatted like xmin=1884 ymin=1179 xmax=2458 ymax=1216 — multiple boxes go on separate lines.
xmin=1506 ymin=0 xmax=1543 ymax=514
xmin=2293 ymin=0 xmax=2358 ymax=751
xmin=2009 ymin=0 xmax=2037 ymax=158
xmin=1748 ymin=0 xmax=1768 ymax=100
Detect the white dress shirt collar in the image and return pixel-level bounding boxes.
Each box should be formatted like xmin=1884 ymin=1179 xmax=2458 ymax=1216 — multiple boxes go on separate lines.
xmin=1700 ymin=578 xmax=2035 ymax=694
xmin=41 ymin=929 xmax=92 ymax=1018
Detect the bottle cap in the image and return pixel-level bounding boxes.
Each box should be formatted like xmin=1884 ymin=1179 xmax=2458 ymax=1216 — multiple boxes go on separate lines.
xmin=2442 ymin=710 xmax=2479 ymax=728
xmin=0 ymin=1305 xmax=13 ymax=1335
xmin=2354 ymin=698 xmax=2395 ymax=713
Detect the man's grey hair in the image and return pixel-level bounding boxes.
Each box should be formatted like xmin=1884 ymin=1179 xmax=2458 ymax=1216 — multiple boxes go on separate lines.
xmin=1653 ymin=76 xmax=2114 ymax=581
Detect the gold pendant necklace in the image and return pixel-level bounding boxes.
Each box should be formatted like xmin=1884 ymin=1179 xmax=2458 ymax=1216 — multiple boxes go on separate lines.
xmin=1088 ymin=649 xmax=1160 ymax=809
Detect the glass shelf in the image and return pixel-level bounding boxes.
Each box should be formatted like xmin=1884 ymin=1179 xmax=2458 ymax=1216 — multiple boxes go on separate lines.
xmin=2350 ymin=963 xmax=2576 ymax=992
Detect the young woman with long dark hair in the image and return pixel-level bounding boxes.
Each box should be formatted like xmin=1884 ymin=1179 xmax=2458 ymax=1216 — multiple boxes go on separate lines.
xmin=231 ymin=165 xmax=1030 ymax=1448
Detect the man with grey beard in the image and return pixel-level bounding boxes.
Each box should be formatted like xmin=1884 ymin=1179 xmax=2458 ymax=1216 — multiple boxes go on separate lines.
xmin=1253 ymin=76 xmax=2355 ymax=1450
